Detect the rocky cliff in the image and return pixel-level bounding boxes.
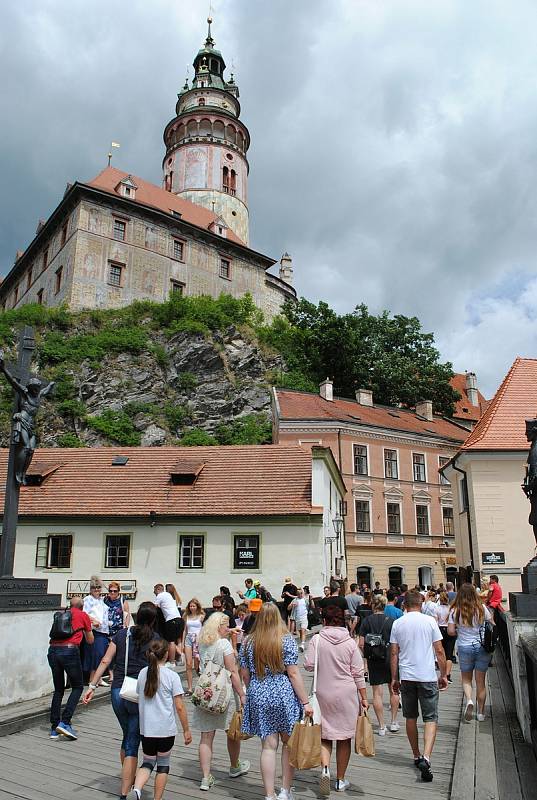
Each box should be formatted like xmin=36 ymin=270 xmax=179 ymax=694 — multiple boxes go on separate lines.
xmin=0 ymin=297 xmax=285 ymax=448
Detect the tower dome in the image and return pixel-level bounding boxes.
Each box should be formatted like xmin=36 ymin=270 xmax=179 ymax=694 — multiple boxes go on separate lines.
xmin=162 ymin=19 xmax=250 ymax=244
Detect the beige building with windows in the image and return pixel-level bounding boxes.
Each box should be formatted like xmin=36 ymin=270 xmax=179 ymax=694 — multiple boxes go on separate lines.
xmin=442 ymin=357 xmax=537 ymax=598
xmin=273 ymin=382 xmax=472 ymax=589
xmin=4 ymin=444 xmax=345 ymax=606
xmin=0 ymin=24 xmax=295 ymax=319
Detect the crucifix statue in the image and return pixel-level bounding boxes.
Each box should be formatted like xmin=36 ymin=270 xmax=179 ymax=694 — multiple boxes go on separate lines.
xmin=0 ymin=326 xmax=53 ymax=577
xmin=522 ymin=418 xmax=537 ymax=547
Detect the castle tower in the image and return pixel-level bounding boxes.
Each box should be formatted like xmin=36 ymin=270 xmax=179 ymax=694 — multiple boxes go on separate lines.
xmin=162 ymin=18 xmax=250 ymax=244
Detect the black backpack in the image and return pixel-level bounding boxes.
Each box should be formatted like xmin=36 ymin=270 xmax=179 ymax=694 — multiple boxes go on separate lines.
xmin=480 ymin=620 xmax=498 ymax=654
xmin=49 ymin=609 xmax=80 ymax=640
xmin=364 ymin=617 xmax=390 ymax=662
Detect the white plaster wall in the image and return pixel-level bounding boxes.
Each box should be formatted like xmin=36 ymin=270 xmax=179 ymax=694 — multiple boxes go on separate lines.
xmin=13 ymin=520 xmax=326 ymax=609
xmin=0 ymin=611 xmax=53 ymax=706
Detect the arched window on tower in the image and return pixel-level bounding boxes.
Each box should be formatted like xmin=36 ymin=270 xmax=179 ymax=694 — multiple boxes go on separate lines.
xmin=230 ymin=169 xmax=236 ymax=196
xmin=222 ymin=166 xmax=229 ymax=193
xmin=198 ymin=98 xmax=206 ymax=106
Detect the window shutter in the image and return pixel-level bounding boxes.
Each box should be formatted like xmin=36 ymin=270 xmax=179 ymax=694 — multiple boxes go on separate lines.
xmin=35 ymin=537 xmax=48 ymax=568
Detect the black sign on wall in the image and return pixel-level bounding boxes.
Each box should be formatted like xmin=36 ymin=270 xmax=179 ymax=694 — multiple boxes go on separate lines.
xmin=234 ymin=535 xmax=259 ymax=569
xmin=481 ymin=552 xmax=506 ymax=565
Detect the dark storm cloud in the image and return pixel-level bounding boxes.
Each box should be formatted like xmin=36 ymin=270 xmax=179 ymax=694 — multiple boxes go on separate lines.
xmin=2 ymin=0 xmax=537 ymax=396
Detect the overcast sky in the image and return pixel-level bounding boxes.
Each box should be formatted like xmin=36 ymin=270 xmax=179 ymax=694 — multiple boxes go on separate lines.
xmin=2 ymin=0 xmax=537 ymax=398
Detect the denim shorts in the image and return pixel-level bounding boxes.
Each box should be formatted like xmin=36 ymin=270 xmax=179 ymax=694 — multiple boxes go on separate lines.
xmin=111 ymin=686 xmax=140 ymax=757
xmin=401 ymin=681 xmax=439 ymax=722
xmin=457 ymin=642 xmax=492 ymax=673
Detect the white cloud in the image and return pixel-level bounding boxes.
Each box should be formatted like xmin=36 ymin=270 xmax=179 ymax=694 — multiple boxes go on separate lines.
xmin=2 ymin=0 xmax=537 ymax=399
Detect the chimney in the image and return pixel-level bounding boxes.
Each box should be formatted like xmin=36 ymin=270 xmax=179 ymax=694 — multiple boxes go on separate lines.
xmin=36 ymin=218 xmax=46 ymax=234
xmin=319 ymin=378 xmax=333 ymax=402
xmin=465 ymin=371 xmax=479 ymax=407
xmin=415 ymin=400 xmax=433 ymax=421
xmin=279 ymin=252 xmax=293 ymax=285
xmin=355 ymin=389 xmax=373 ymax=407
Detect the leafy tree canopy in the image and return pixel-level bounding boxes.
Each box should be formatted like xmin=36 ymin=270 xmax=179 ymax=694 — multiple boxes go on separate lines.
xmin=259 ymin=299 xmax=459 ymax=416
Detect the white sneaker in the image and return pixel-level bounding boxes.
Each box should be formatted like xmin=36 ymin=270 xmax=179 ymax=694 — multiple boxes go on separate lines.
xmin=389 ymin=721 xmax=400 ymax=733
xmin=335 ymin=779 xmax=350 ymax=792
xmin=277 ymin=789 xmax=295 ymax=800
xmin=464 ymin=700 xmax=474 ymax=722
xmin=320 ymin=766 xmax=331 ymax=797
xmin=299 ymin=644 xmax=305 ymax=652
xmin=477 ymin=713 xmax=486 ymax=722
xmin=378 ymin=726 xmax=387 ymax=736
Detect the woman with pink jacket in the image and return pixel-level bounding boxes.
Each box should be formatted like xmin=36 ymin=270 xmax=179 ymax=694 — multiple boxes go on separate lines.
xmin=304 ymin=605 xmax=368 ymax=796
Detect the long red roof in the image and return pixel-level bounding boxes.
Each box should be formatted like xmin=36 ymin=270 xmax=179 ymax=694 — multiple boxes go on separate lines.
xmin=276 ymin=389 xmax=468 ymax=443
xmin=460 ymin=357 xmax=537 ymax=451
xmin=450 ymin=373 xmax=488 ymax=423
xmin=88 ymin=167 xmax=245 ymax=246
xmin=0 ymin=445 xmax=315 ymax=518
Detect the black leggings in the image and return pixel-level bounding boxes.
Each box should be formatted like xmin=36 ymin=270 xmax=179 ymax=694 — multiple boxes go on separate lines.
xmin=141 ymin=735 xmax=175 ymax=755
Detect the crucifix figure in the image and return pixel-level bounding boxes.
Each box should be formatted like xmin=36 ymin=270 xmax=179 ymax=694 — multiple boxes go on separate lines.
xmin=0 ymin=326 xmax=54 ymax=576
xmin=523 ymin=418 xmax=537 ymax=547
xmin=0 ymin=344 xmax=54 ymax=485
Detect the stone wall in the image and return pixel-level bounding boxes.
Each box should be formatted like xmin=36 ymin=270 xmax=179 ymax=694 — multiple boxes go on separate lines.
xmin=0 ymin=611 xmax=53 ymax=706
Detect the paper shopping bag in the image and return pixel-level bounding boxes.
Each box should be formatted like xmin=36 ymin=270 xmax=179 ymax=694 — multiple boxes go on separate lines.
xmin=355 ymin=709 xmax=375 ymax=757
xmin=288 ymin=717 xmax=322 ymax=769
xmin=226 ymin=709 xmax=251 ymax=741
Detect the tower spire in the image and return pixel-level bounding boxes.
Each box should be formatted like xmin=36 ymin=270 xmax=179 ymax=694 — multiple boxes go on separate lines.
xmin=205 ymin=15 xmax=214 ymax=48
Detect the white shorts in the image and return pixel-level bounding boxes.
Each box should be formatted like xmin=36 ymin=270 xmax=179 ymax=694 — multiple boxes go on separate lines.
xmin=296 ymin=616 xmax=308 ymax=631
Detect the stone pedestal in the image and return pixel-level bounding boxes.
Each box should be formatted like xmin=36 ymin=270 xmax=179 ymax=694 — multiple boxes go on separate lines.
xmin=0 ymin=608 xmax=59 ymax=706
xmin=521 ymin=556 xmax=537 ymax=594
xmin=510 ymin=557 xmax=537 ymax=616
xmin=0 ymin=577 xmax=61 ymax=612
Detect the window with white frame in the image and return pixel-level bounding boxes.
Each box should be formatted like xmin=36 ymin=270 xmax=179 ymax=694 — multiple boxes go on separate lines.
xmin=387 ymin=502 xmax=401 ymax=534
xmin=442 ymin=507 xmax=454 ymax=537
xmin=416 ymin=505 xmax=430 ymax=535
xmin=384 ymin=449 xmax=398 ymax=479
xmin=439 ymin=456 xmax=450 ymax=485
xmin=179 ymin=535 xmax=205 ymax=569
xmin=355 ymin=500 xmax=370 ymax=532
xmin=35 ymin=534 xmax=73 ymax=568
xmin=105 ymin=535 xmax=131 ymax=569
xmin=353 ymin=445 xmax=368 ymax=476
xmin=413 ymin=453 xmax=426 ymax=482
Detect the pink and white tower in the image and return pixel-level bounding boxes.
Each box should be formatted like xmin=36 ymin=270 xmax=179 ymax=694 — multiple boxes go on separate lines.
xmin=163 ymin=18 xmax=250 ymax=244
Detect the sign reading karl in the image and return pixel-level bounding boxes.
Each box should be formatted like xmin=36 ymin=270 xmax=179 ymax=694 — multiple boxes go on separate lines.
xmin=0 ymin=326 xmax=57 ymax=603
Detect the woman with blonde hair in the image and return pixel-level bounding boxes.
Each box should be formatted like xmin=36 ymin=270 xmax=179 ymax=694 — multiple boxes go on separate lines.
xmin=83 ymin=576 xmax=110 ymax=686
xmin=358 ymin=594 xmax=397 ymax=737
xmin=448 ymin=583 xmax=494 ymax=721
xmin=182 ymin=598 xmax=205 ymax=696
xmin=193 ymin=611 xmax=249 ymax=791
xmin=240 ymin=602 xmax=313 ymax=800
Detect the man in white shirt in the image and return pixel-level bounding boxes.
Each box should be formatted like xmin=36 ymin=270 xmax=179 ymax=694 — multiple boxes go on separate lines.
xmin=153 ymin=584 xmax=182 ymax=665
xmin=390 ymin=590 xmax=447 ymax=783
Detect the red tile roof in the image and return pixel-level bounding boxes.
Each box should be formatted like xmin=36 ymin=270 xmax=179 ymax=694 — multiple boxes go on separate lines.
xmin=1 ymin=445 xmax=315 ymax=518
xmin=87 ymin=167 xmax=246 ymax=246
xmin=460 ymin=357 xmax=537 ymax=451
xmin=275 ymin=389 xmax=468 ymax=443
xmin=450 ymin=373 xmax=488 ymax=422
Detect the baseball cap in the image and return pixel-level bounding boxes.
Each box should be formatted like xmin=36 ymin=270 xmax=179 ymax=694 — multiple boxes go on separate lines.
xmin=253 ymin=580 xmax=261 ymax=586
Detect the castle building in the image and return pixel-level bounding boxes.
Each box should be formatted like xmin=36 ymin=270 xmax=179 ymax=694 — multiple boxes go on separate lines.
xmin=0 ymin=20 xmax=295 ymax=318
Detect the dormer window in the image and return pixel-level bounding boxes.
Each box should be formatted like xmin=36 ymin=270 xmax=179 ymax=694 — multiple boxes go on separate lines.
xmin=170 ymin=460 xmax=205 ymax=486
xmin=116 ymin=176 xmax=138 ymax=201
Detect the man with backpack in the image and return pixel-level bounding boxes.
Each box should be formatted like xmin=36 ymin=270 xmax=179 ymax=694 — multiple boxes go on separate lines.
xmin=48 ymin=596 xmax=94 ymax=740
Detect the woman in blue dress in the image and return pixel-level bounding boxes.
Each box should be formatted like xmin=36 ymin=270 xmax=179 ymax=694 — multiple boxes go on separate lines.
xmin=239 ymin=603 xmax=313 ymax=800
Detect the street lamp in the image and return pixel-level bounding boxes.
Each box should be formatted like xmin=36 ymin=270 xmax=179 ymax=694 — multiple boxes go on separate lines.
xmin=332 ymin=515 xmax=344 ymax=537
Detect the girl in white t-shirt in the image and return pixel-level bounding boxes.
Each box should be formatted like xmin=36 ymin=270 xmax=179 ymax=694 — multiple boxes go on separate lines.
xmin=128 ymin=639 xmax=191 ymax=800
xmin=182 ymin=598 xmax=205 ymax=696
xmin=288 ymin=588 xmax=309 ymax=652
xmin=448 ymin=584 xmax=493 ymax=722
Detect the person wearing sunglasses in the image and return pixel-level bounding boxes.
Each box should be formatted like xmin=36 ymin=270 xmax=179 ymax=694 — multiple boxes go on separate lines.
xmin=105 ymin=581 xmax=131 ymax=683
xmin=82 ymin=576 xmax=110 ymax=687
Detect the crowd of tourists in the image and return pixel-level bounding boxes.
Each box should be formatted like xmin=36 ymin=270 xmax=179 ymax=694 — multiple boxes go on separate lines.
xmin=45 ymin=573 xmax=503 ymax=799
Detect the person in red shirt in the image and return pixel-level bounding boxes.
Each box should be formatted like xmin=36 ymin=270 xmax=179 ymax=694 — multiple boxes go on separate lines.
xmin=486 ymin=575 xmax=505 ymax=616
xmin=48 ymin=596 xmax=94 ymax=741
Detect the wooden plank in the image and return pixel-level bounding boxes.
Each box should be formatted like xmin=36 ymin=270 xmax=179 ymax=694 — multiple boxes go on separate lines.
xmin=450 ymin=694 xmax=476 ymax=800
xmin=488 ymin=659 xmax=522 ymax=800
xmin=474 ymin=691 xmax=498 ymax=800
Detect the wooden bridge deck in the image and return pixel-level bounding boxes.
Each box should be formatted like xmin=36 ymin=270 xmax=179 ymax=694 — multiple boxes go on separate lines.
xmin=0 ymin=657 xmax=466 ymax=800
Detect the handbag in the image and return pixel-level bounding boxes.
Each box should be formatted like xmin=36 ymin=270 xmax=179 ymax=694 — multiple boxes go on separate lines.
xmin=191 ymin=639 xmax=232 ymax=715
xmin=308 ymin=635 xmax=322 ymax=725
xmin=119 ymin=629 xmax=139 ymax=703
xmin=288 ymin=717 xmax=322 ymax=769
xmin=355 ymin=709 xmax=375 ymax=757
xmin=226 ymin=709 xmax=251 ymax=741
xmin=479 ymin=619 xmax=498 ymax=654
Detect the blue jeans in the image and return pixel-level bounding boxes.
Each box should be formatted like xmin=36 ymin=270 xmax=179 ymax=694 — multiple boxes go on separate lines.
xmin=111 ymin=687 xmax=141 ymax=757
xmin=458 ymin=642 xmax=492 ymax=673
xmin=47 ymin=646 xmax=84 ymax=728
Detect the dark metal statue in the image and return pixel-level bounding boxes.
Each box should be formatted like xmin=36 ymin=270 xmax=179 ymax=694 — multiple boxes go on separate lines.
xmin=522 ymin=418 xmax=537 ymax=546
xmin=0 ymin=352 xmax=54 ymax=485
